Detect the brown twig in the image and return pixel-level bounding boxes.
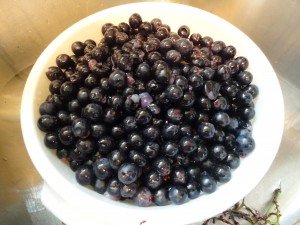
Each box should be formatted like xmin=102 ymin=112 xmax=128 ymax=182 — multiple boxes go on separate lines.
xmin=202 ymin=186 xmax=282 ymax=225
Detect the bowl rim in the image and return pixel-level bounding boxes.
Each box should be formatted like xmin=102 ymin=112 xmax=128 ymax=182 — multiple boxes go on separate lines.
xmin=20 ymin=2 xmax=284 ymax=225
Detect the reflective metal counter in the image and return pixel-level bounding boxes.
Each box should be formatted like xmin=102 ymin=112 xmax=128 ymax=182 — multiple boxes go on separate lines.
xmin=1 ymin=1 xmax=300 ymax=224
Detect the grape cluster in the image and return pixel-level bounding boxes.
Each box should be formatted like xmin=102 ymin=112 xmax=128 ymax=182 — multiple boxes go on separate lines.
xmin=37 ymin=13 xmax=258 ymax=206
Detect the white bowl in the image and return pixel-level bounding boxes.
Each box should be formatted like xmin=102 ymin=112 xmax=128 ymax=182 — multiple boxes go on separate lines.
xmin=21 ymin=2 xmax=284 ymax=225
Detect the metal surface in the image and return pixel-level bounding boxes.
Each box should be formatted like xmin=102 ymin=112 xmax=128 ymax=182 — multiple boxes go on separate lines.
xmin=0 ymin=1 xmax=299 ymax=224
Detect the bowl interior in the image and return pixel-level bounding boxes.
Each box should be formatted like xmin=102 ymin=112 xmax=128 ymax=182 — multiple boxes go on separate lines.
xmin=21 ymin=3 xmax=284 ymax=225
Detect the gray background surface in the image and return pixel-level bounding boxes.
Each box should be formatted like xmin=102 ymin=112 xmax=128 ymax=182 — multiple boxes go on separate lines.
xmin=0 ymin=1 xmax=300 ymax=224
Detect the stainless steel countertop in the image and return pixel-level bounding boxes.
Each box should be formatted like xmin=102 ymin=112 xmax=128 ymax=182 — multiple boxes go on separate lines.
xmin=1 ymin=1 xmax=300 ymax=225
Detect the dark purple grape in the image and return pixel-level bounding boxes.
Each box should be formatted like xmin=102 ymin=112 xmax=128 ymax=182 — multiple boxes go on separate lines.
xmin=72 ymin=118 xmax=90 ymax=138
xmin=151 ymin=18 xmax=162 ymax=31
xmin=118 ymin=163 xmax=139 ymax=184
xmin=135 ymin=62 xmax=151 ymax=81
xmin=165 ymin=85 xmax=183 ymax=102
xmin=236 ymin=135 xmax=255 ymax=154
xmin=168 ymin=186 xmax=187 ymax=205
xmin=103 ymin=108 xmax=120 ymax=124
xmin=115 ymin=32 xmax=129 ymax=46
xmin=184 ymin=108 xmax=197 ymax=122
xmin=201 ymin=67 xmax=215 ymax=80
xmin=189 ymin=33 xmax=202 ymax=45
xmin=108 ymin=150 xmax=126 ymax=170
xmin=188 ymin=74 xmax=203 ymax=90
xmin=174 ymin=76 xmax=188 ymax=91
xmin=180 ymin=124 xmax=192 ymax=137
xmin=134 ymin=187 xmax=153 ymax=207
xmin=236 ymin=91 xmax=253 ymax=106
xmin=236 ymin=71 xmax=253 ymax=85
xmin=75 ymin=165 xmax=95 ymax=186
xmin=175 ymin=38 xmax=193 ymax=56
xmin=147 ymin=103 xmax=161 ymax=115
xmin=201 ymin=36 xmax=213 ymax=47
xmin=155 ymin=27 xmax=170 ymax=40
xmin=91 ymin=124 xmax=106 ymax=139
xmin=162 ymin=123 xmax=180 ymax=140
xmin=199 ymin=173 xmax=217 ymax=194
xmin=147 ymin=51 xmax=162 ymax=65
xmin=56 ymin=148 xmax=70 ymax=159
xmin=144 ymin=170 xmax=162 ymax=189
xmin=212 ymin=164 xmax=231 ymax=183
xmin=139 ymin=21 xmax=152 ymax=36
xmin=38 ymin=115 xmax=58 ymax=132
xmin=179 ymin=136 xmax=197 ymax=154
xmin=235 ymin=56 xmax=249 ymax=71
xmin=101 ymin=23 xmax=113 ymax=34
xmin=186 ymin=181 xmax=200 ymax=199
xmin=135 ymin=108 xmax=152 ymax=125
xmin=153 ymin=188 xmax=168 ymax=206
xmin=94 ymin=179 xmax=106 ymax=194
xmin=39 ymin=102 xmax=57 ymax=116
xmin=222 ymin=45 xmax=236 ymax=59
xmin=123 ymin=116 xmax=138 ymax=132
xmin=213 ymin=96 xmax=229 ymax=111
xmin=166 ymin=108 xmax=183 ymax=124
xmin=97 ymin=136 xmax=114 ymax=154
xmin=196 ymin=112 xmax=209 ymax=124
xmin=46 ymin=66 xmax=64 ymax=81
xmin=244 ymin=84 xmax=259 ymax=99
xmin=239 ymin=107 xmax=255 ymax=120
xmin=153 ymin=157 xmax=171 ymax=176
xmin=178 ymin=25 xmax=190 ymax=38
xmin=108 ymin=69 xmax=127 ymax=89
xmin=111 ymin=126 xmax=125 ymax=139
xmin=186 ymin=165 xmax=201 ymax=180
xmin=171 ymin=167 xmax=187 ymax=185
xmin=44 ymin=133 xmax=60 ymax=149
xmin=68 ymin=99 xmax=81 ymax=113
xmin=120 ymin=183 xmax=138 ymax=198
xmin=162 ymin=141 xmax=179 ymax=157
xmin=129 ymin=13 xmax=142 ymax=29
xmin=69 ymin=160 xmax=84 ymax=172
xmin=204 ymin=81 xmax=220 ymax=100
xmin=210 ymin=144 xmax=228 ymax=162
xmin=60 ymin=81 xmax=76 ymax=98
xmin=192 ymin=144 xmax=208 ymax=163
xmin=129 ymin=150 xmax=147 ymax=167
xmin=226 ymin=60 xmax=239 ymax=75
xmin=118 ymin=140 xmax=130 ymax=153
xmin=198 ymin=122 xmax=215 ymax=139
xmin=118 ymin=22 xmax=131 ymax=34
xmin=107 ymin=95 xmax=123 ymax=110
xmin=73 ymin=145 xmax=90 ymax=161
xmin=166 ymin=50 xmax=181 ymax=64
xmin=216 ymin=65 xmax=231 ymax=81
xmin=143 ymin=126 xmax=159 ymax=140
xmin=195 ymin=97 xmax=211 ymax=111
xmin=82 ymin=103 xmax=102 ymax=122
xmin=49 ymin=80 xmax=63 ymax=95
xmin=93 ymin=158 xmax=112 ymax=180
xmin=143 ymin=37 xmax=160 ymax=53
xmin=143 ymin=142 xmax=160 ymax=159
xmin=56 ymin=54 xmax=72 ymax=69
xmin=221 ymin=83 xmax=239 ymax=98
xmin=213 ymin=112 xmax=230 ymax=127
xmin=225 ymin=153 xmax=240 ymax=169
xmin=107 ymin=178 xmax=121 ymax=197
xmin=211 ymin=41 xmax=226 ymax=54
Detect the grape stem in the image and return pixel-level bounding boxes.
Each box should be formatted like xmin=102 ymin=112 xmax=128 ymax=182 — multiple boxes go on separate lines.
xmin=202 ymin=186 xmax=282 ymax=225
